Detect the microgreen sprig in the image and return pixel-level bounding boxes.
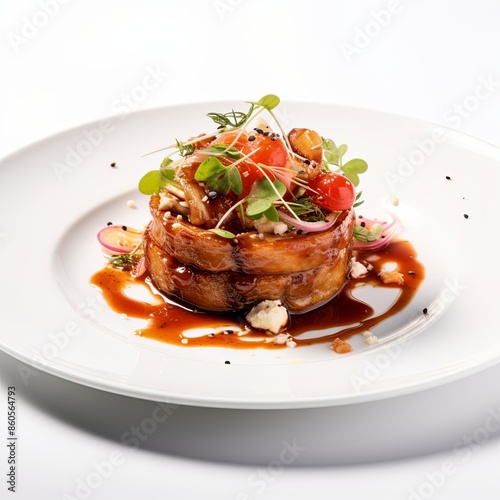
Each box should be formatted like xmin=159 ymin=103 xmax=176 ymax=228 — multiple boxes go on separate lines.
xmin=207 ymin=104 xmax=255 ymax=130
xmin=194 ymin=156 xmax=243 ymax=196
xmin=105 ymin=241 xmax=143 ymax=269
xmin=353 ymin=223 xmax=383 ymax=242
xmin=138 ymin=95 xmax=281 ymax=195
xmin=322 ymin=137 xmax=368 ymax=187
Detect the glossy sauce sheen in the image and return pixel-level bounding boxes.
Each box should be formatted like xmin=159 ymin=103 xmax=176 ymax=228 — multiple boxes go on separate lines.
xmin=90 ymin=239 xmax=424 ymax=349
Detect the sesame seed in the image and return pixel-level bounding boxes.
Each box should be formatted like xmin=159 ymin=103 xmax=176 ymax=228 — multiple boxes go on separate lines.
xmin=107 ymin=221 xmax=113 ymax=226
xmin=408 ymin=270 xmax=415 ymax=275
xmin=127 ymin=200 xmax=136 ymax=208
xmin=224 ymin=360 xmax=231 ymax=364
xmin=423 ymin=307 xmax=428 ymax=314
xmin=446 ymin=176 xmax=451 ymax=180
xmin=181 ymin=338 xmax=188 ymax=344
xmin=464 ymin=213 xmax=469 ymax=219
xmin=248 ymin=135 xmax=256 ymax=141
xmin=122 ymin=225 xmax=127 ymax=231
xmin=110 ymin=162 xmax=116 ymax=167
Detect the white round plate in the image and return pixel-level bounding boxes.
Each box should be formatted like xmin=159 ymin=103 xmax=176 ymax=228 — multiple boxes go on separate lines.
xmin=0 ymin=101 xmax=498 ymax=409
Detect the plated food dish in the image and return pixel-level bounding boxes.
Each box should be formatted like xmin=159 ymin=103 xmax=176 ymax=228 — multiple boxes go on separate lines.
xmin=92 ymin=96 xmax=424 ymax=353
xmin=0 ymin=101 xmax=497 ymax=409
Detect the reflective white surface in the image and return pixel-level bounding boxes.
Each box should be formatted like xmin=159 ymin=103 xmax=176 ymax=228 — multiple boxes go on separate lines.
xmin=1 ymin=0 xmax=500 ymax=498
xmin=1 ymin=101 xmax=499 ymax=411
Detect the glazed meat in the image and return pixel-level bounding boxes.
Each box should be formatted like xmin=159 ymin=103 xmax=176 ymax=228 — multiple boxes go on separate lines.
xmin=141 ymin=121 xmax=359 ymax=315
xmin=144 ymin=201 xmax=355 ymax=313
xmin=148 ymin=194 xmax=354 ymax=274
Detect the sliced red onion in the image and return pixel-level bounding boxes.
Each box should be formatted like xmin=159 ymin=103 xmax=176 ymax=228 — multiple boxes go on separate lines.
xmin=97 ymin=225 xmax=143 ymax=254
xmin=278 ymin=210 xmax=340 ymax=233
xmin=353 ymin=213 xmax=399 ymax=251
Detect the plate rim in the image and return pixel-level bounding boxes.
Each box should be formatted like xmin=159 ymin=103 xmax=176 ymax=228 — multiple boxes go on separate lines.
xmin=0 ymin=99 xmax=498 ymax=409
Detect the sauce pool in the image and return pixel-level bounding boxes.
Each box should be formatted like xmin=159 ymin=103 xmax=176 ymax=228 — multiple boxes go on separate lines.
xmin=90 ymin=239 xmax=424 ymax=350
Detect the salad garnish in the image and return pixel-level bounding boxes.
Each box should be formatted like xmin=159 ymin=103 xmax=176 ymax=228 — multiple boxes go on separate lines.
xmin=99 ymin=95 xmax=398 ymax=266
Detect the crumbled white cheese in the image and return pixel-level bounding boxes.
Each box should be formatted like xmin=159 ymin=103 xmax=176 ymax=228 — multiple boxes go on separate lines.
xmin=269 ymin=333 xmax=297 ymax=348
xmin=246 ymin=300 xmax=288 ymax=334
xmin=350 ymin=257 xmax=370 ymax=279
xmin=364 ymin=333 xmax=379 ymax=345
xmin=253 ymin=216 xmax=288 ymax=236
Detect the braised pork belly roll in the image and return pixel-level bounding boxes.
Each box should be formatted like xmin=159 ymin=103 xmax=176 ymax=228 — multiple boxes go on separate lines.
xmin=142 ymin=117 xmax=358 ymax=315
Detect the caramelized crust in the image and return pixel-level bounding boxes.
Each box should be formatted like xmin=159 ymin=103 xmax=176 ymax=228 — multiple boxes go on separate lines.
xmin=148 ymin=194 xmax=355 ymax=275
xmin=143 ymin=226 xmax=353 ymax=313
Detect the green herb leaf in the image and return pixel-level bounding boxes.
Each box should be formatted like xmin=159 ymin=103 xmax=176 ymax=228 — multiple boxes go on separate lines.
xmin=248 ymin=177 xmax=286 ymax=201
xmin=341 ymin=159 xmax=368 ymax=187
xmin=195 ymin=156 xmax=226 ymax=181
xmin=138 ymin=170 xmax=166 ymax=195
xmin=209 ymin=228 xmax=236 ymax=239
xmin=246 ymin=178 xmax=286 ymax=219
xmin=246 ymin=198 xmax=273 ymax=218
xmin=175 ymin=139 xmax=195 ymax=157
xmin=203 ymin=144 xmax=242 ymax=159
xmin=263 ymin=204 xmax=280 ymax=222
xmin=229 ymin=166 xmax=243 ymax=196
xmin=160 ymin=156 xmax=173 ymax=169
xmin=255 ymin=94 xmax=280 ymax=111
xmin=353 ymin=190 xmax=364 ymax=208
xmin=206 ymin=103 xmax=255 ymax=130
xmin=287 ymin=198 xmax=326 ymax=221
xmin=195 ymin=156 xmax=243 ymax=196
xmin=353 ymin=223 xmax=383 ymax=242
xmin=322 ymin=138 xmax=348 ymax=167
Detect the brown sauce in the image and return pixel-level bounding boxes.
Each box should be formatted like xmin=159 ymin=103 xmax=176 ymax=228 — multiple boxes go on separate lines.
xmin=90 ymin=239 xmax=424 ymax=350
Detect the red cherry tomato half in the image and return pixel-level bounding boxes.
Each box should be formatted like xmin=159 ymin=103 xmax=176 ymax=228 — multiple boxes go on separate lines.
xmin=212 ymin=131 xmax=288 ymax=199
xmin=244 ymin=132 xmax=288 ymax=168
xmin=308 ymin=173 xmax=356 ymax=211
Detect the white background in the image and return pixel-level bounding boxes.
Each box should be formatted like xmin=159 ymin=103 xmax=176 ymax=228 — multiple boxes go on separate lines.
xmin=2 ymin=0 xmax=500 ymax=498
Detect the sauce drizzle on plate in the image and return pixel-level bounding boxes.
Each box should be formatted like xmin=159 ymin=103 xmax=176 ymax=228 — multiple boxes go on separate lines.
xmin=91 ymin=239 xmax=424 ymax=350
